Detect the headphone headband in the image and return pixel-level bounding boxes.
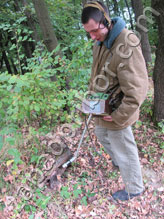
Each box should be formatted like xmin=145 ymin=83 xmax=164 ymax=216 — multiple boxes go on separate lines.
xmin=84 ymin=2 xmax=111 ymax=27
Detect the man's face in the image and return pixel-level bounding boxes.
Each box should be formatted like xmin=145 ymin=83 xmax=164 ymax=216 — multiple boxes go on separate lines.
xmin=83 ymin=18 xmax=109 ymax=42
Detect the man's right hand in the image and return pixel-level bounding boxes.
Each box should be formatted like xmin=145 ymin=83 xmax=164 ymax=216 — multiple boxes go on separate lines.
xmin=103 ymin=115 xmax=113 ymax=122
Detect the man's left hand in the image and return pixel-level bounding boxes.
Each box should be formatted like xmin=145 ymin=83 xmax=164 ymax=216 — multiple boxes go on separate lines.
xmin=103 ymin=115 xmax=113 ymax=122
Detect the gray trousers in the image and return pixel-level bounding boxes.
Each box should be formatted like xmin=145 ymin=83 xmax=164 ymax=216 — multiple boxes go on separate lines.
xmin=95 ymin=125 xmax=144 ymax=194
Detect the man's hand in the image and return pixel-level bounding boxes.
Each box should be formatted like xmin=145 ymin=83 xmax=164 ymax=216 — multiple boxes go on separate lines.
xmin=103 ymin=115 xmax=113 ymax=122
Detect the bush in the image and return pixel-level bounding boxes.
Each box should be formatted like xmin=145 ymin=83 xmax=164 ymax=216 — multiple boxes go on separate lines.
xmin=0 ymin=41 xmax=92 ymax=132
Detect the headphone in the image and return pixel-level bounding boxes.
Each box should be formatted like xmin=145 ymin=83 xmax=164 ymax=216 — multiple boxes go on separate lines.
xmin=84 ymin=1 xmax=111 ymax=28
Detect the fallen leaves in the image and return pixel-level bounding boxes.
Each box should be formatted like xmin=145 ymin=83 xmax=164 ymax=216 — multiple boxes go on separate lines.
xmin=3 ymin=174 xmax=14 ymax=183
xmin=0 ymin=212 xmax=6 ymax=219
xmin=0 ymin=115 xmax=164 ymax=219
xmin=141 ymin=158 xmax=148 ymax=164
xmin=75 ymin=205 xmax=93 ymax=217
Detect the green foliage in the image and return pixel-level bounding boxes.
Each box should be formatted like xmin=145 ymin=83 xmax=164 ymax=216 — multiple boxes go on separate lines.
xmin=81 ymin=196 xmax=88 ymax=206
xmin=14 ymin=187 xmax=51 ymax=217
xmin=108 ymin=171 xmax=118 ymax=179
xmin=0 ymin=2 xmax=34 ymax=74
xmin=34 ymin=188 xmax=51 ymax=209
xmin=68 ymin=39 xmax=92 ymax=91
xmin=147 ymin=25 xmax=158 ymax=47
xmin=143 ymin=0 xmax=158 ymax=47
xmin=60 ymin=186 xmax=71 ymax=199
xmin=8 ymin=148 xmax=22 ymax=165
xmin=29 ymin=215 xmax=34 ymax=219
xmin=140 ymin=92 xmax=153 ymax=118
xmin=60 ymin=176 xmax=95 ymax=206
xmin=0 ymin=136 xmax=3 ymax=151
xmin=0 ymin=68 xmax=64 ymax=129
xmin=0 ymin=38 xmax=92 ymax=132
xmin=160 ymin=142 xmax=164 ymax=149
xmin=157 ymin=120 xmax=164 ymax=134
xmin=73 ymin=184 xmax=82 ymax=198
xmin=0 ymin=49 xmax=49 ymax=126
xmin=30 ymin=147 xmax=39 ymax=163
xmin=47 ymin=0 xmax=84 ymax=47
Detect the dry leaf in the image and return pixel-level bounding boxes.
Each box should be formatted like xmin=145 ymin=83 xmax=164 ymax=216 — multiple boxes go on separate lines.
xmin=3 ymin=175 xmax=14 ymax=183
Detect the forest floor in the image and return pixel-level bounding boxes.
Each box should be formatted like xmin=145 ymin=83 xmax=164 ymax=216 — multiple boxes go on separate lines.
xmin=0 ymin=78 xmax=164 ymax=219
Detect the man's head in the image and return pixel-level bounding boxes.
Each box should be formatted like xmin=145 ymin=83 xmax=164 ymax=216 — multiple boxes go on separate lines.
xmin=81 ymin=1 xmax=111 ymax=42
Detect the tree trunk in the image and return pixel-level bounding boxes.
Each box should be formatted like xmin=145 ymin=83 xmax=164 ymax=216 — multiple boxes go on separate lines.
xmin=2 ymin=51 xmax=12 ymax=74
xmin=32 ymin=0 xmax=58 ymax=52
xmin=131 ymin=0 xmax=152 ymax=64
xmin=11 ymin=58 xmax=18 ymax=74
xmin=21 ymin=0 xmax=40 ymax=43
xmin=152 ymin=0 xmax=164 ymax=123
xmin=46 ymin=146 xmax=73 ymax=189
xmin=82 ymin=0 xmax=96 ymax=7
xmin=37 ymin=136 xmax=73 ymax=189
xmin=105 ymin=0 xmax=110 ymax=13
xmin=14 ymin=0 xmax=34 ymax=68
xmin=82 ymin=0 xmax=87 ymax=7
xmin=112 ymin=0 xmax=120 ymax=16
xmin=124 ymin=0 xmax=134 ymax=30
xmin=0 ymin=32 xmax=13 ymax=74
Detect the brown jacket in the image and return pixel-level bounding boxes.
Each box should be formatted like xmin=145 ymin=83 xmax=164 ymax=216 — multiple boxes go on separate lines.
xmin=89 ymin=28 xmax=148 ymax=130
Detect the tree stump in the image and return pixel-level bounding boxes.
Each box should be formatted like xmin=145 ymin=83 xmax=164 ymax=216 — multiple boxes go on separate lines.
xmin=38 ymin=139 xmax=73 ymax=190
xmin=37 ymin=124 xmax=77 ymax=190
xmin=45 ymin=143 xmax=73 ymax=189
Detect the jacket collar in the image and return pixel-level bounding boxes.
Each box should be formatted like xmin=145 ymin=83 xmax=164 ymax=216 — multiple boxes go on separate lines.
xmin=97 ymin=17 xmax=126 ymax=49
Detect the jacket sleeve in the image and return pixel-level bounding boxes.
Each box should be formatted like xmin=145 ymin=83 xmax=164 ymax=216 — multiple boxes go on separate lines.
xmin=111 ymin=34 xmax=148 ymax=126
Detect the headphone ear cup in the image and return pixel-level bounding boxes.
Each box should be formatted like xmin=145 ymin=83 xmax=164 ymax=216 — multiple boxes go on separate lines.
xmin=103 ymin=18 xmax=109 ymax=27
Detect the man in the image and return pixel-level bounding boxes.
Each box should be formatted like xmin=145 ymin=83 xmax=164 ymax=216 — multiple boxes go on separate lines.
xmin=81 ymin=1 xmax=148 ymax=201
